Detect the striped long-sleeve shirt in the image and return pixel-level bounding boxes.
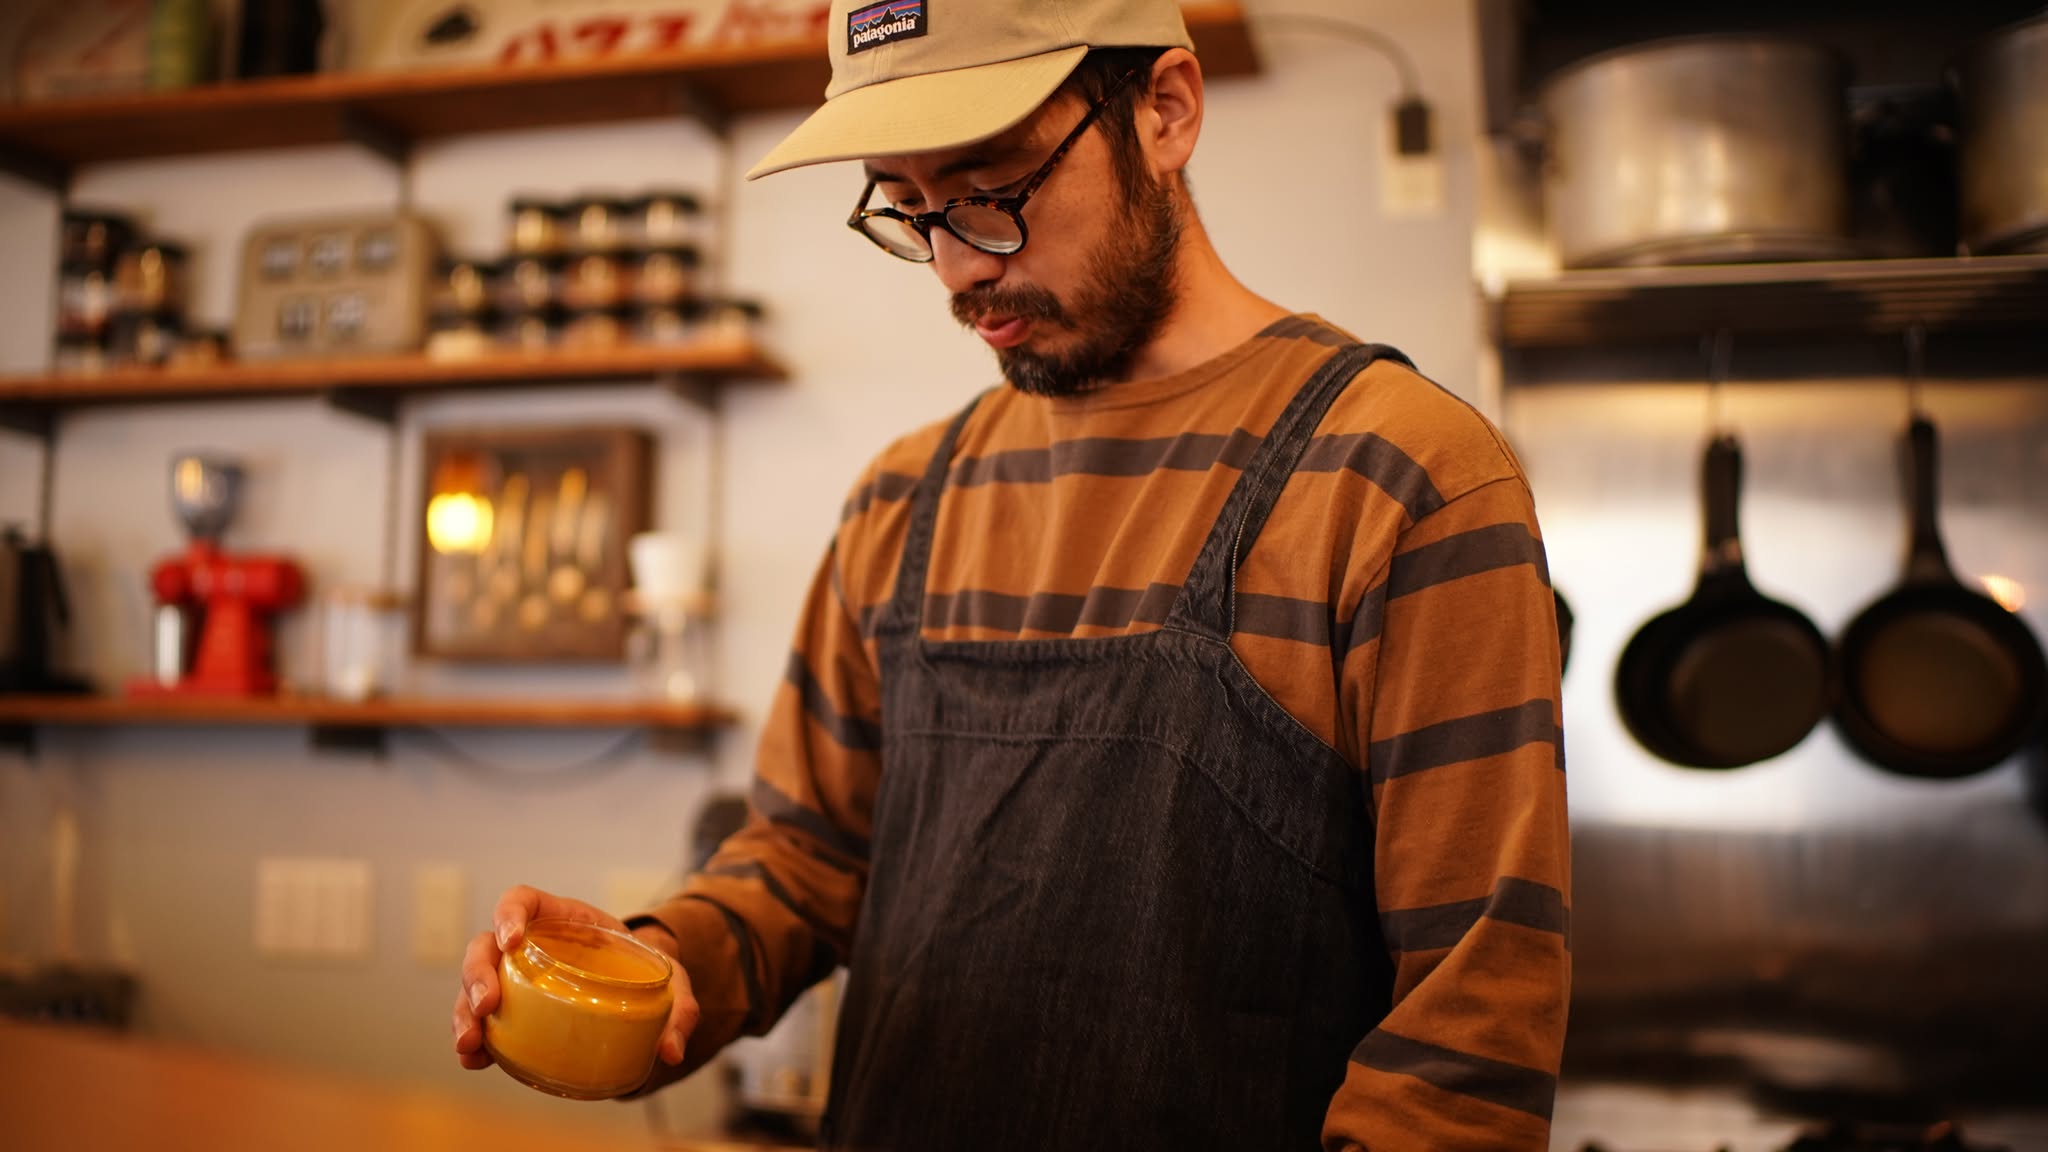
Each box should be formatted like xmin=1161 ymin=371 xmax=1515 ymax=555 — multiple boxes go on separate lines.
xmin=636 ymin=314 xmax=1570 ymax=1150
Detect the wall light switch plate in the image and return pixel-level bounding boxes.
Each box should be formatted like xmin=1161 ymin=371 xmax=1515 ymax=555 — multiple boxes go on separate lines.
xmin=255 ymin=858 xmax=372 ymax=962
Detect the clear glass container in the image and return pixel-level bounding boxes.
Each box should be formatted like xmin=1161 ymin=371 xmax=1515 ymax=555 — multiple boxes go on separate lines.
xmin=632 ymin=247 xmax=698 ymax=306
xmin=568 ymin=195 xmax=628 ymax=254
xmin=498 ymin=255 xmax=561 ymax=312
xmin=625 ymin=190 xmax=701 ymax=249
xmin=627 ymin=607 xmax=707 ymax=702
xmin=496 ymin=307 xmax=562 ymax=352
xmin=508 ymin=197 xmax=566 ymax=256
xmin=113 ymin=242 xmax=189 ymax=312
xmin=314 ymin=586 xmax=405 ymax=701
xmin=484 ymin=919 xmax=673 ymax=1100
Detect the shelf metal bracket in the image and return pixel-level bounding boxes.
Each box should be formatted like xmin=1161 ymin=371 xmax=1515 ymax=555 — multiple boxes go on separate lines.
xmin=662 ymin=372 xmax=719 ymax=413
xmin=0 ymin=406 xmax=54 ymax=441
xmin=672 ymin=82 xmax=731 ymax=137
xmin=339 ymin=107 xmax=412 ymax=170
xmin=323 ymin=388 xmax=399 ymax=426
xmin=649 ymin=726 xmax=714 ymax=759
xmin=0 ymin=724 xmax=34 ymax=759
xmin=309 ymin=723 xmax=389 ymax=757
xmin=0 ymin=144 xmax=68 ymax=196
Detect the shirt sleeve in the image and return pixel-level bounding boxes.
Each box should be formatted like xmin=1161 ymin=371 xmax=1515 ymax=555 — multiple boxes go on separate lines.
xmin=1323 ymin=475 xmax=1572 ymax=1151
xmin=629 ymin=529 xmax=883 ymax=1085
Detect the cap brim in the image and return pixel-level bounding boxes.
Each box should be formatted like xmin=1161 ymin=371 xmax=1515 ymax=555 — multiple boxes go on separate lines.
xmin=745 ymin=45 xmax=1088 ymax=180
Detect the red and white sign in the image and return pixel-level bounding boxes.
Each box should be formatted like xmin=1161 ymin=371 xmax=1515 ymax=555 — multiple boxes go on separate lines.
xmin=345 ymin=0 xmax=832 ymax=73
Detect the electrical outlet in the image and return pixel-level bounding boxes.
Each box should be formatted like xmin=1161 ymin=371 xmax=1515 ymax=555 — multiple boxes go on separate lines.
xmin=1381 ymin=150 xmax=1445 ymax=219
xmin=255 ymin=858 xmax=372 ymax=962
xmin=412 ymin=864 xmax=468 ymax=968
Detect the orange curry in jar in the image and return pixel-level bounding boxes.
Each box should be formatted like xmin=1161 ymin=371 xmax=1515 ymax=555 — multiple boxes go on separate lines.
xmin=484 ymin=919 xmax=673 ymax=1100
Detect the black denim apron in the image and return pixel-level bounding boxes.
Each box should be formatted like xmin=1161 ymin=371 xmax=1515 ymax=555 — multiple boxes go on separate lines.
xmin=823 ymin=343 xmax=1410 ymax=1152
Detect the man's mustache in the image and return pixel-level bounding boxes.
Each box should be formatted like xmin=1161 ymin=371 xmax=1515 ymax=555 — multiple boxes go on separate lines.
xmin=950 ymin=284 xmax=1067 ymax=328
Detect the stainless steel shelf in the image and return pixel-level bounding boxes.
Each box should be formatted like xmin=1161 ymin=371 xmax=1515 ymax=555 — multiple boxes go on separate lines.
xmin=1492 ymin=254 xmax=2048 ymax=351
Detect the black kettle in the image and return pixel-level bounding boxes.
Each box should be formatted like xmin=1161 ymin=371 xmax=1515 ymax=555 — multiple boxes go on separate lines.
xmin=0 ymin=527 xmax=89 ymax=694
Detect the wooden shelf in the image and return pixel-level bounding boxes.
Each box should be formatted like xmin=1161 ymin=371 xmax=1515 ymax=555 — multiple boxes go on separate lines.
xmin=0 ymin=693 xmax=736 ymax=755
xmin=0 ymin=694 xmax=733 ymax=730
xmin=0 ymin=340 xmax=785 ymax=431
xmin=0 ymin=3 xmax=1258 ymax=183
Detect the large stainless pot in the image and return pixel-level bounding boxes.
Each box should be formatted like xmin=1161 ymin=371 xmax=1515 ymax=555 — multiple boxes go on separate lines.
xmin=1958 ymin=12 xmax=2048 ymax=255
xmin=1541 ymin=37 xmax=1853 ymax=269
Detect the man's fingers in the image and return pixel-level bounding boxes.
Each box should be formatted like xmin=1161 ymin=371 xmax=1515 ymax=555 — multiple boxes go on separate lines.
xmin=661 ymin=961 xmax=701 ymax=1065
xmin=459 ymin=930 xmax=503 ymax=1018
xmin=491 ymin=885 xmax=543 ymax=953
xmin=491 ymin=886 xmax=624 ymax=955
xmin=452 ymin=990 xmax=491 ymax=1062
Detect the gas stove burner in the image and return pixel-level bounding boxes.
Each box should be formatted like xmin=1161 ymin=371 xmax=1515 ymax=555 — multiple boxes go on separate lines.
xmin=1782 ymin=1120 xmax=2009 ymax=1152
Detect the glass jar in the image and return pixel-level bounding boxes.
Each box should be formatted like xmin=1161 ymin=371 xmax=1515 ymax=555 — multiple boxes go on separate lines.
xmin=567 ymin=195 xmax=628 ymax=253
xmin=315 ymin=586 xmax=406 ymax=701
xmin=114 ymin=241 xmax=189 ymax=312
xmin=637 ymin=301 xmax=701 ymax=347
xmin=484 ymin=919 xmax=673 ymax=1100
xmin=624 ymin=190 xmax=701 ymax=249
xmin=57 ymin=269 xmax=116 ymax=338
xmin=498 ymin=254 xmax=562 ymax=312
xmin=61 ymin=209 xmax=136 ymax=271
xmin=508 ymin=197 xmax=566 ymax=256
xmin=497 ymin=307 xmax=562 ymax=352
xmin=426 ymin=311 xmax=495 ymax=361
xmin=704 ymin=298 xmax=763 ymax=344
xmin=561 ymin=253 xmax=631 ymax=310
xmin=53 ymin=334 xmax=110 ymax=376
xmin=632 ymin=247 xmax=698 ymax=306
xmin=563 ymin=305 xmax=630 ymax=350
xmin=169 ymin=328 xmax=230 ymax=370
xmin=434 ymin=256 xmax=498 ymax=316
xmin=109 ymin=310 xmax=182 ymax=367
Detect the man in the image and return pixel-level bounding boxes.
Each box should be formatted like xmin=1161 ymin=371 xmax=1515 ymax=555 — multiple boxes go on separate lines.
xmin=452 ymin=2 xmax=1569 ymax=1148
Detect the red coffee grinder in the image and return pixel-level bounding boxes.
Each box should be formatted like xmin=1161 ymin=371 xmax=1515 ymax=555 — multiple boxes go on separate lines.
xmin=130 ymin=455 xmax=305 ymax=696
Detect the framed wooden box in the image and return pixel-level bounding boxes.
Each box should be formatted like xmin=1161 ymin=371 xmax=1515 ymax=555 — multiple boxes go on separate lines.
xmin=414 ymin=425 xmax=652 ymax=662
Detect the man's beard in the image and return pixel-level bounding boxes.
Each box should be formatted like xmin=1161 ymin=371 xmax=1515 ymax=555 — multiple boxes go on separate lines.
xmin=949 ymin=169 xmax=1183 ymax=398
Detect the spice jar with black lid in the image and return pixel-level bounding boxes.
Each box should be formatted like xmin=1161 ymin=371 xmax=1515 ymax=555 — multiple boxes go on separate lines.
xmin=632 ymin=247 xmax=699 ymax=307
xmin=624 ymin=190 xmax=702 ymax=250
xmin=567 ymin=195 xmax=629 ymax=254
xmin=435 ymin=255 xmax=499 ymax=317
xmin=508 ymin=197 xmax=567 ymax=256
xmin=499 ymin=254 xmax=564 ymax=313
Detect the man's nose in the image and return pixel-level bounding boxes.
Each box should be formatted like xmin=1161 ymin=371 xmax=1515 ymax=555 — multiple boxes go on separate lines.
xmin=929 ymin=229 xmax=1005 ymax=296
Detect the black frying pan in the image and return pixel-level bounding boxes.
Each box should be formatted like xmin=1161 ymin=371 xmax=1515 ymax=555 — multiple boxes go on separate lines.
xmin=1615 ymin=435 xmax=1833 ymax=769
xmin=1555 ymin=588 xmax=1575 ymax=673
xmin=1833 ymin=416 xmax=2048 ymax=778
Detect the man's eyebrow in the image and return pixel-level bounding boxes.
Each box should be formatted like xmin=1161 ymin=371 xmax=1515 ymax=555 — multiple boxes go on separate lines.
xmin=864 ymin=141 xmax=1030 ymax=187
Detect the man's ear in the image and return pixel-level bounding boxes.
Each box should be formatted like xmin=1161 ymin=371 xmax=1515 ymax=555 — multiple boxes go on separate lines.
xmin=1142 ymin=48 xmax=1203 ymax=177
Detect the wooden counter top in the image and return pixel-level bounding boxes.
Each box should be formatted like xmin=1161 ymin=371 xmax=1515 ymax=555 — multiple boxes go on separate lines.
xmin=0 ymin=1019 xmax=804 ymax=1152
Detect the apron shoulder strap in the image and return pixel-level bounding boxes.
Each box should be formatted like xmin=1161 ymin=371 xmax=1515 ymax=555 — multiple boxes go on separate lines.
xmin=1165 ymin=342 xmax=1412 ymax=640
xmin=876 ymin=389 xmax=988 ymax=637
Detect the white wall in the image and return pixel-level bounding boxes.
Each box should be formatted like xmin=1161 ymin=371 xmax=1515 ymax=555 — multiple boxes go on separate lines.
xmin=0 ymin=0 xmax=1484 ymax=1139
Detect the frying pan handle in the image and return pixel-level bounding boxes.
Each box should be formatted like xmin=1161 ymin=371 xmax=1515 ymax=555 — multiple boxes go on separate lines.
xmin=1701 ymin=435 xmax=1745 ymax=575
xmin=1904 ymin=417 xmax=1956 ymax=585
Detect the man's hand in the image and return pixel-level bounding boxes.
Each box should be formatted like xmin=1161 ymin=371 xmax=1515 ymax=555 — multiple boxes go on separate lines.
xmin=450 ymin=884 xmax=701 ymax=1072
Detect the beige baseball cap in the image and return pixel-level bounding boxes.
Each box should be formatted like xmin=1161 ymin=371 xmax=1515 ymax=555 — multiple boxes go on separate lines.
xmin=745 ymin=0 xmax=1195 ymax=180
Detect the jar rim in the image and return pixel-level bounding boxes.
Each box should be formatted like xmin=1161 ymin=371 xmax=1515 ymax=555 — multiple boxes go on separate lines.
xmin=521 ymin=918 xmax=671 ymax=988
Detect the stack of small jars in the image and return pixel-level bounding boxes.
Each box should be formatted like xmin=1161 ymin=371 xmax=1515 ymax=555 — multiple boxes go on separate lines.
xmin=55 ymin=210 xmax=224 ymax=375
xmin=428 ymin=190 xmax=761 ymax=359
